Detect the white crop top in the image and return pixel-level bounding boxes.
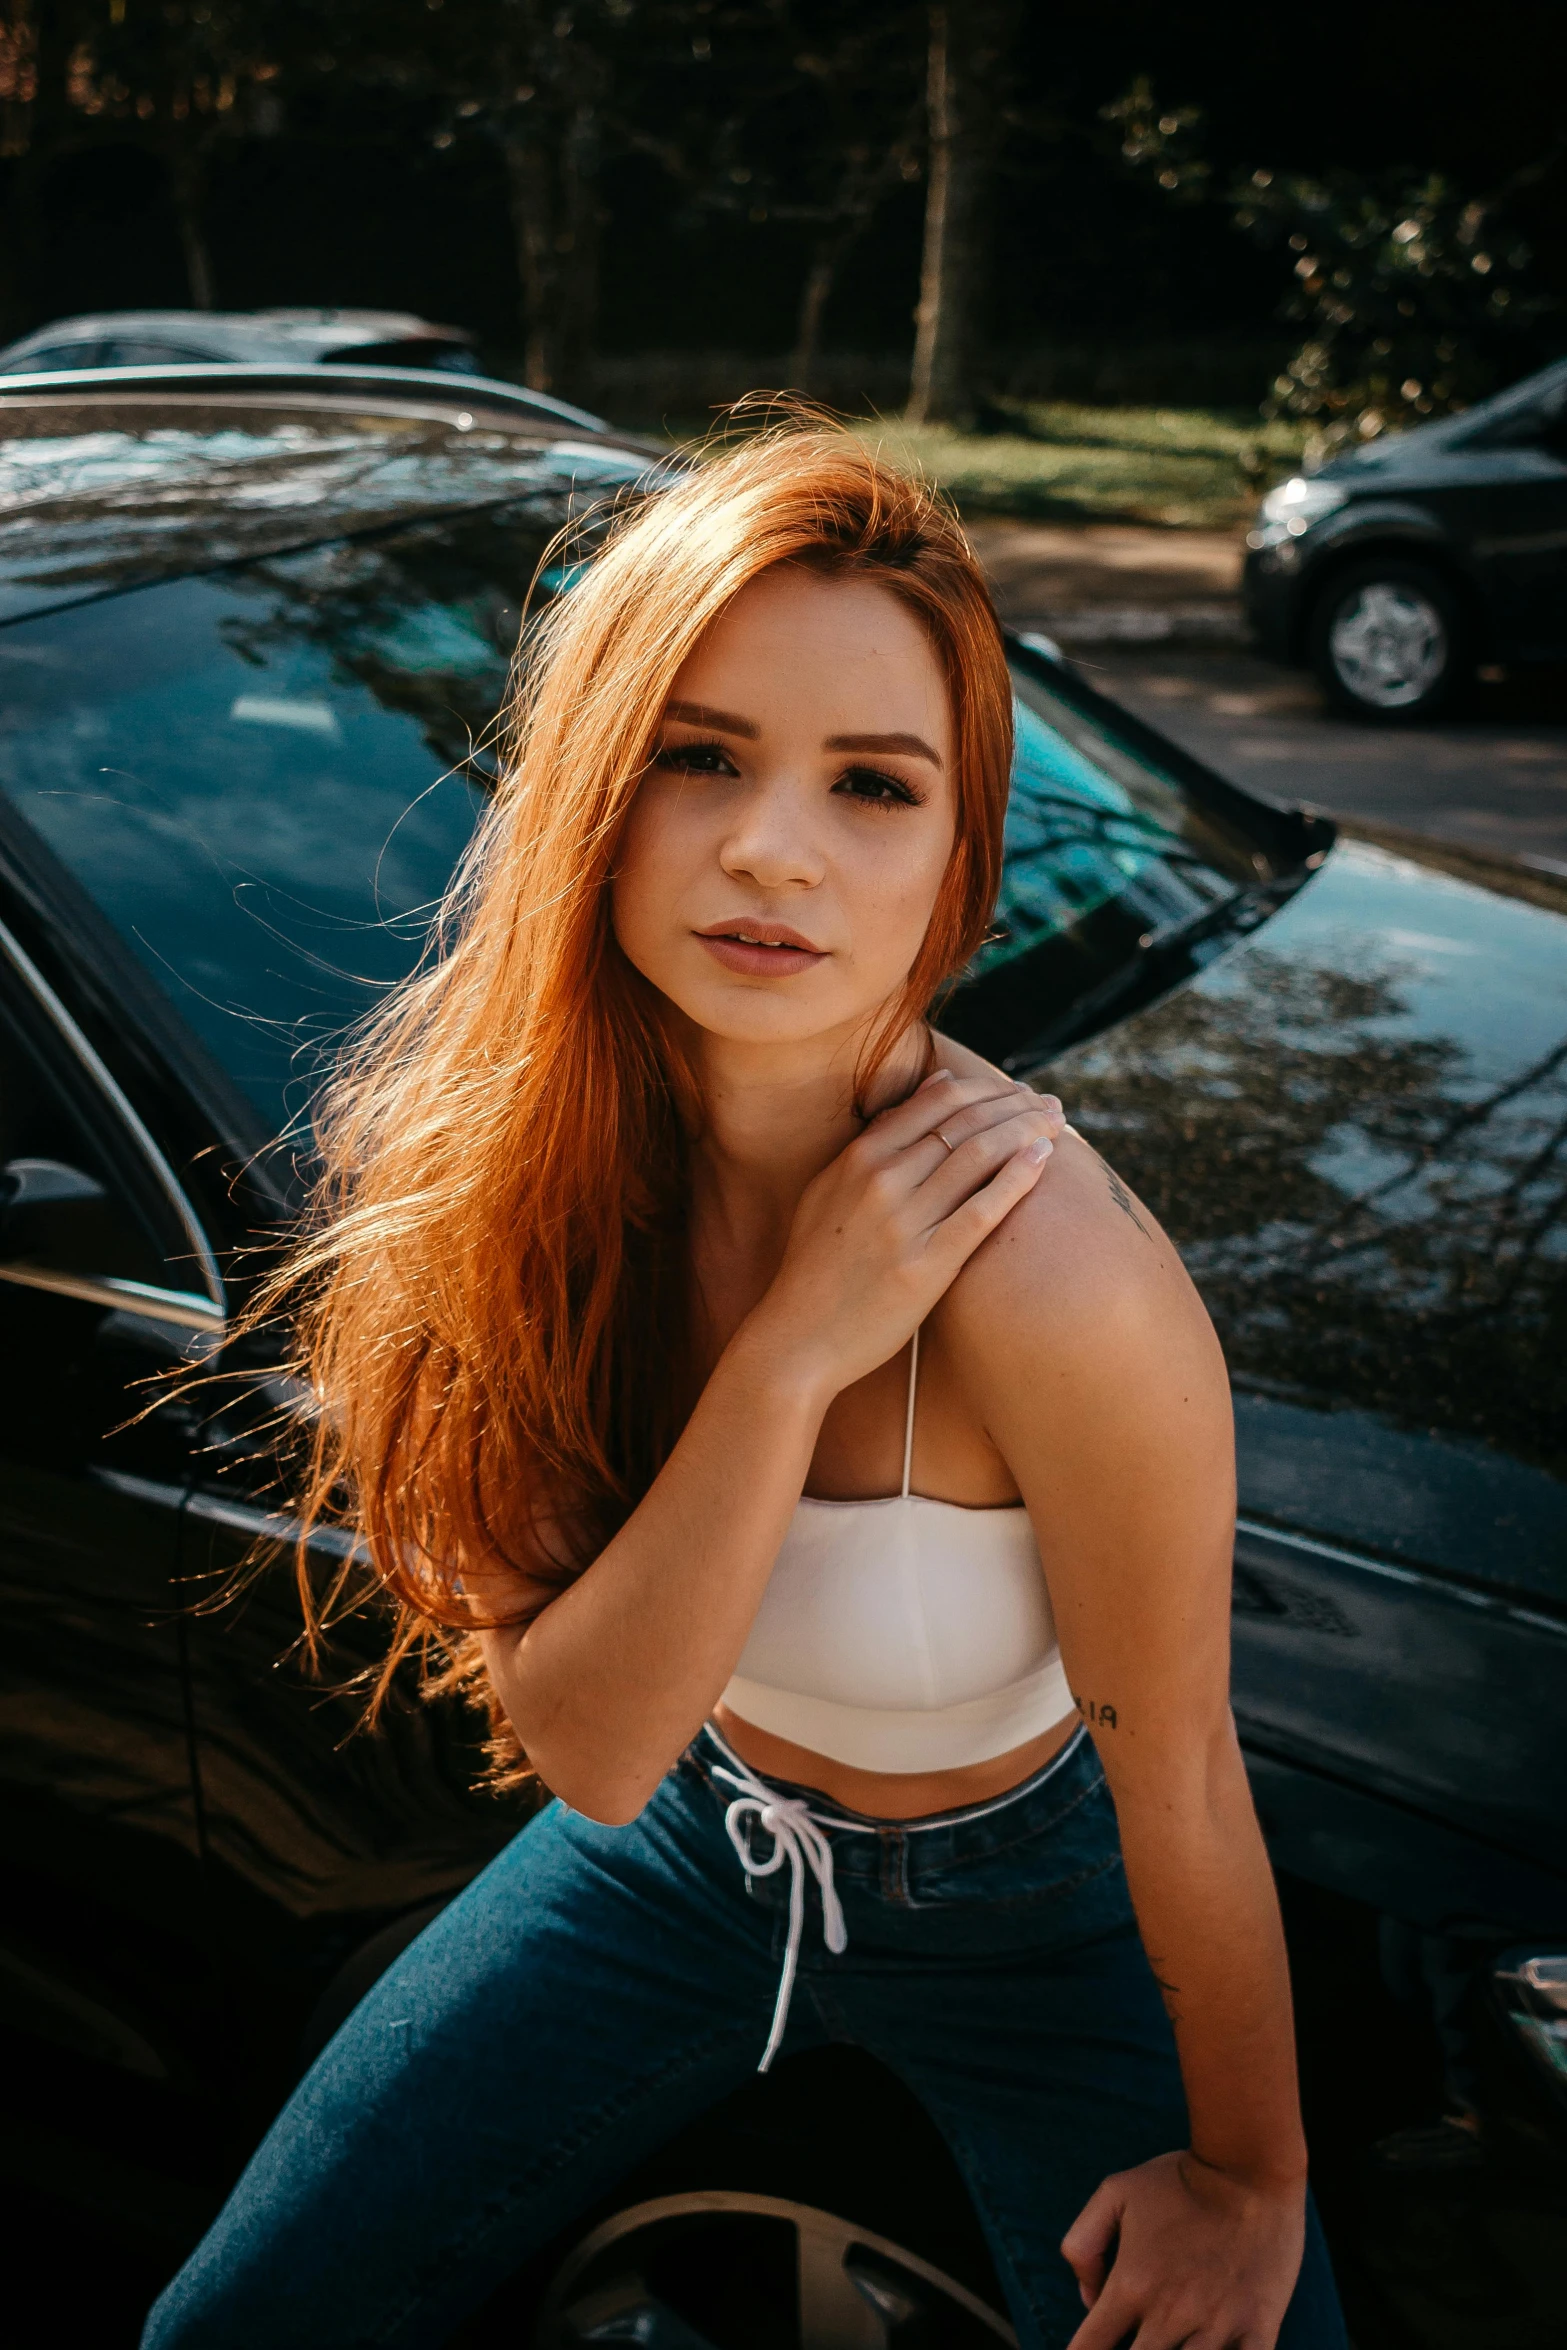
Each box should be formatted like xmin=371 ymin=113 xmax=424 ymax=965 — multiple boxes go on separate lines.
xmin=722 ymin=1330 xmax=1074 ymax=1772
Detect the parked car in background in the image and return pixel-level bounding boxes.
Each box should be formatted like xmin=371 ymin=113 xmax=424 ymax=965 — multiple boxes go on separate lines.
xmin=0 ymin=306 xmax=488 ymax=379
xmin=1 ymin=363 xmax=1564 ymax=2346
xmin=1244 ymin=353 xmax=1567 ymax=721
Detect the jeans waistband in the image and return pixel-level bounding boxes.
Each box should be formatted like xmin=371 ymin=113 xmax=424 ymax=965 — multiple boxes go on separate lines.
xmin=696 ymin=1718 xmax=1091 ymax=2073
xmin=696 ymin=1717 xmax=1089 ymax=1843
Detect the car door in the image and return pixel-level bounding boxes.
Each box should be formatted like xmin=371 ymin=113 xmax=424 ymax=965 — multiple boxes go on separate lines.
xmin=1436 ymin=389 xmax=1567 ymax=659
xmin=0 ymin=492 xmax=590 ymax=2078
xmin=0 ymin=903 xmax=228 ymax=2167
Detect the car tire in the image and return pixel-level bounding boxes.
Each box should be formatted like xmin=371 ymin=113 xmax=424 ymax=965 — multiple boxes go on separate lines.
xmin=1310 ymin=557 xmax=1467 ymax=722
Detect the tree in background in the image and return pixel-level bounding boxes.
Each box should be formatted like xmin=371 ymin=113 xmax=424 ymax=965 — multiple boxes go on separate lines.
xmin=1106 ymin=75 xmax=1560 ymax=458
xmin=394 ymin=0 xmax=637 ymax=401
xmin=30 ymin=0 xmax=282 ymax=309
xmin=782 ymin=16 xmax=922 ymax=392
xmin=0 ymin=1 xmax=37 ymax=162
xmin=906 ymin=0 xmax=1020 ymax=424
xmin=0 ymin=0 xmax=661 ymax=394
xmin=0 ymin=0 xmax=46 ymax=330
xmin=652 ymin=0 xmax=924 ymax=396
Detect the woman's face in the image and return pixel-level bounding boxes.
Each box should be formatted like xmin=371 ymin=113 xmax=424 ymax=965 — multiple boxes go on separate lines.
xmin=612 ymin=566 xmax=957 ymax=1055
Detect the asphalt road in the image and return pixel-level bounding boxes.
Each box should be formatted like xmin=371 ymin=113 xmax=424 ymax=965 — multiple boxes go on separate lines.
xmin=966 ymin=515 xmax=1567 ymax=868
xmin=1073 ymin=644 xmax=1567 ymax=870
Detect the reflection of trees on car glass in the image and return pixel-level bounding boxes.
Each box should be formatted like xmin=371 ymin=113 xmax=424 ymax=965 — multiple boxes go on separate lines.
xmin=975 ymin=685 xmax=1255 ymax=978
xmin=217 ymin=504 xmax=575 ymax=775
xmin=1064 ymin=945 xmax=1567 ymax=1486
xmin=0 ymin=410 xmax=607 ymax=615
xmin=0 ymin=510 xmax=581 ymax=1141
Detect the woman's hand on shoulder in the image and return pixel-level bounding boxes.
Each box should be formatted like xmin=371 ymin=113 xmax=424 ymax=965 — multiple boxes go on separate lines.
xmin=744 ymin=1068 xmax=1064 ymax=1403
xmin=937 ymin=1119 xmax=1225 ymax=1434
xmin=1062 ymin=2149 xmax=1307 ymax=2350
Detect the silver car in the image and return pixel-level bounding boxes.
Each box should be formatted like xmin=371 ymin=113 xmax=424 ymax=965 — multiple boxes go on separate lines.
xmin=0 ymin=305 xmax=486 ymax=378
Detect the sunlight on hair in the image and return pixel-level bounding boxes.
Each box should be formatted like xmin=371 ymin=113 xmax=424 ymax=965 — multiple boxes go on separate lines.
xmin=245 ymin=402 xmax=1015 ymax=1785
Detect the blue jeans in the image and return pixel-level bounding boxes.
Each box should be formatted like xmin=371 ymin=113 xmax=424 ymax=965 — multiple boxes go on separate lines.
xmin=144 ymin=1723 xmax=1346 ymax=2349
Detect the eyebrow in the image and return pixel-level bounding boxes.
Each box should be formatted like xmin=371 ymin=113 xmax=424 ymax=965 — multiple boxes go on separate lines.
xmin=663 ymin=703 xmax=943 ymax=769
xmin=826 ymin=730 xmax=943 ymax=767
xmin=663 ymin=699 xmax=760 ymax=739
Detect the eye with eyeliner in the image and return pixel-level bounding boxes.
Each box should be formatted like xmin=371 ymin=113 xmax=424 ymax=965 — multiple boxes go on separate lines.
xmin=652 ymin=736 xmax=737 ymax=776
xmin=832 ymin=764 xmax=923 ymax=808
xmin=653 ymin=737 xmax=922 ymax=809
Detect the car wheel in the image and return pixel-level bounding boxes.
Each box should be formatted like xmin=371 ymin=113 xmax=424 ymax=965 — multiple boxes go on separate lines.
xmin=1310 ymin=558 xmax=1465 ymax=722
xmin=532 ymin=2191 xmax=1018 ymax=2348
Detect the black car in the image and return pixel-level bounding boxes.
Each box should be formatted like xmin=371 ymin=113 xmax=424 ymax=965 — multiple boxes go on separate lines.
xmin=1243 ymin=354 xmax=1567 ymax=721
xmin=2 ymin=367 xmax=1564 ymax=2348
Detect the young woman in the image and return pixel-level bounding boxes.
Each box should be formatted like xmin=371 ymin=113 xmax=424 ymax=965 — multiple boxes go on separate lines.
xmin=146 ymin=426 xmax=1347 ymax=2350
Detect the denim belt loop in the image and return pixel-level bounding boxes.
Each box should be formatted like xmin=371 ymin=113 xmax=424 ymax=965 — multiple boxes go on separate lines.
xmin=711 ymin=1756 xmax=848 ymax=2071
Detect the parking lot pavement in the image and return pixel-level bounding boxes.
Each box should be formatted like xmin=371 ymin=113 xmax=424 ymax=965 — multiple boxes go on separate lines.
xmin=1071 ymin=644 xmax=1567 ymax=870
xmin=967 ymin=514 xmax=1567 ymax=869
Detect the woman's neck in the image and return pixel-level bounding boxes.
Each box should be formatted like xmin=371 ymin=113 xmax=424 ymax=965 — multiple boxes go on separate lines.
xmin=689 ymin=1021 xmax=928 ymax=1248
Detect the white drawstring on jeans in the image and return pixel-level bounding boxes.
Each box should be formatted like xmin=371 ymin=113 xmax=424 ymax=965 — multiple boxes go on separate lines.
xmin=713 ymin=1759 xmax=848 ymax=2072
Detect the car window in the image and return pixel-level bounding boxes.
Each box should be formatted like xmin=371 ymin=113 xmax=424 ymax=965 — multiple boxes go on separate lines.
xmin=98 ymin=339 xmax=217 ymax=366
xmin=0 ymin=506 xmax=553 ymax=1141
xmin=942 ymin=656 xmax=1283 ymax=1069
xmin=335 ymin=340 xmax=484 ymax=376
xmin=985 ymin=678 xmax=1252 ymax=969
xmin=2 ymin=343 xmax=102 ymax=373
xmin=0 ymin=514 xmax=1299 ymax=1145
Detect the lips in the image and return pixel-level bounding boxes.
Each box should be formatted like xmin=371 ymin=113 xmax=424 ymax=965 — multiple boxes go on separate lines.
xmin=695 ymin=918 xmax=827 ymax=979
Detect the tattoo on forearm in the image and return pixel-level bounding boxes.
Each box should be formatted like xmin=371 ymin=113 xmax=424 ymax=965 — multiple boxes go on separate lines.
xmin=1073 ymin=1694 xmax=1118 ymax=1729
xmin=1103 ymin=1163 xmax=1153 ymax=1241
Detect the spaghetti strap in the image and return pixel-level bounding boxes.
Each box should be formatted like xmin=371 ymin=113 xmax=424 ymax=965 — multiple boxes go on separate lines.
xmin=901 ymin=1326 xmax=919 ymax=1500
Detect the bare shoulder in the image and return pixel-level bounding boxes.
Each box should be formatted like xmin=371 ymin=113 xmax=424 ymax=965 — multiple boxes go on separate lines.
xmin=934 ymin=1113 xmax=1224 ymax=1402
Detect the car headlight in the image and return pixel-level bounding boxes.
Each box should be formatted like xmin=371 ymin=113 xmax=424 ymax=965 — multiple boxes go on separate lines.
xmin=1258 ymin=476 xmax=1349 ymax=534
xmin=1493 ymin=1950 xmax=1567 ymax=2101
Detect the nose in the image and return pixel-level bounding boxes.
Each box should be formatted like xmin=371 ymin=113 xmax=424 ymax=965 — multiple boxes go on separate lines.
xmin=717 ymin=775 xmax=825 ymax=894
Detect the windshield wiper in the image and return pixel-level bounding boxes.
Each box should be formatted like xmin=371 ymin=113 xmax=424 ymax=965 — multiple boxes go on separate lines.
xmin=1012 ymin=881 xmax=1279 ymax=1062
xmin=1138 ymin=881 xmax=1273 ymax=961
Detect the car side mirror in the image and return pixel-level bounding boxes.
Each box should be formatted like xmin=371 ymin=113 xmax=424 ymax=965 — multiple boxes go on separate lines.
xmin=0 ymin=1155 xmax=130 ymax=1277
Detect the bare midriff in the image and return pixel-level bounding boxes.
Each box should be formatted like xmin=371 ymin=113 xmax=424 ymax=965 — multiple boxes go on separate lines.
xmin=710 ymin=1699 xmax=1081 ymax=1820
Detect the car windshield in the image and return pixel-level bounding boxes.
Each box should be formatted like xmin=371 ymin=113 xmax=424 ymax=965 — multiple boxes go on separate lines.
xmin=988 ymin=673 xmax=1255 ymax=972
xmin=0 ymin=518 xmax=1287 ymax=1143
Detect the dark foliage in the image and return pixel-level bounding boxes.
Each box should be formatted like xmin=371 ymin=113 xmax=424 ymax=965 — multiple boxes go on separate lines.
xmin=1108 ymin=74 xmax=1563 ymax=454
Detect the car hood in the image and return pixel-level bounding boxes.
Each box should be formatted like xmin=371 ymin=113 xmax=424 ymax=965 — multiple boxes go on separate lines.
xmin=1048 ymin=825 xmax=1567 ymax=1614
xmin=1317 ymin=418 xmax=1474 ymax=483
xmin=1316 ymin=354 xmax=1567 ymax=485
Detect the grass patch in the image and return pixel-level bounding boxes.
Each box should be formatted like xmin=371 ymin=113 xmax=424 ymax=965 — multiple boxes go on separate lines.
xmin=643 ymin=400 xmax=1309 ymax=529
xmin=845 ymin=405 xmax=1305 ymax=529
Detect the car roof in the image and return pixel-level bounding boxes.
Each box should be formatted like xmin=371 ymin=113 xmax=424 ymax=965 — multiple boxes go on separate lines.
xmin=0 ymin=307 xmax=479 ymax=365
xmin=0 ymin=365 xmax=663 ymax=624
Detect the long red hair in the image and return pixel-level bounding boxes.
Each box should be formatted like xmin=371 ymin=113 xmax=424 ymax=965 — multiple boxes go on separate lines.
xmin=270 ymin=416 xmax=1015 ymax=1778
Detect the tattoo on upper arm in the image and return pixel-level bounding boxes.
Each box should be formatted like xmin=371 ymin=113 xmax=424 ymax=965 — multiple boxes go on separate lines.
xmin=1102 ymin=1163 xmax=1153 ymax=1241
xmin=1073 ymin=1694 xmax=1118 ymax=1729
